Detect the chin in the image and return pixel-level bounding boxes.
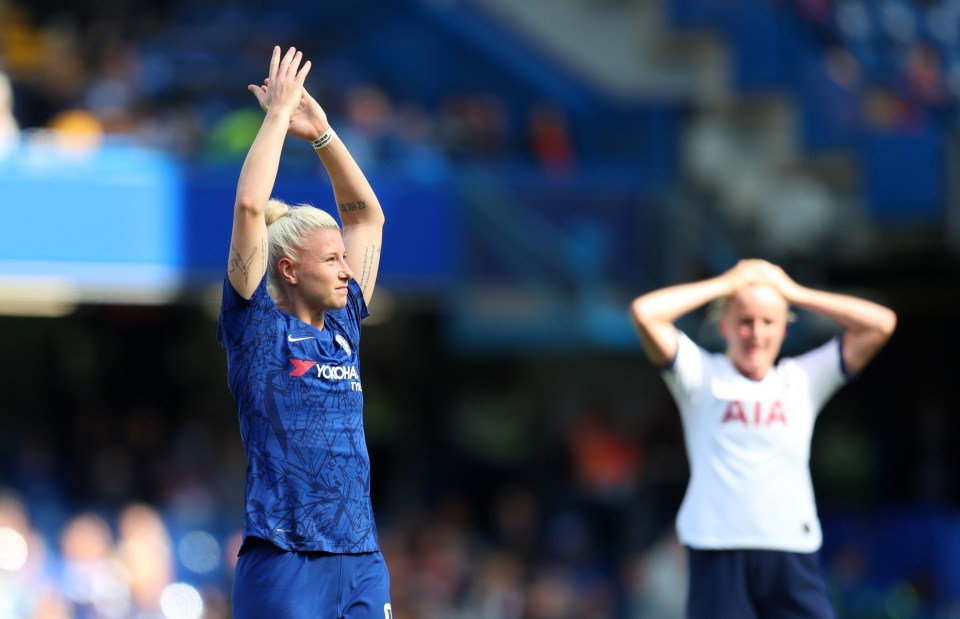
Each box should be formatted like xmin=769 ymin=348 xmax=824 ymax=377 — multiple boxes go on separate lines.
xmin=738 ymin=357 xmax=773 ymax=380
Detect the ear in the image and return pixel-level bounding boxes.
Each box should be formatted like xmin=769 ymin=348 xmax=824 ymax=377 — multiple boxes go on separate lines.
xmin=278 ymin=257 xmax=297 ymax=285
xmin=717 ymin=314 xmax=729 ymax=340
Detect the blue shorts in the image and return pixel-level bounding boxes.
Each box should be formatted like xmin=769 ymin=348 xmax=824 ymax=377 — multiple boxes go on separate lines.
xmin=686 ymin=548 xmax=835 ymax=619
xmin=232 ymin=538 xmax=392 ymax=619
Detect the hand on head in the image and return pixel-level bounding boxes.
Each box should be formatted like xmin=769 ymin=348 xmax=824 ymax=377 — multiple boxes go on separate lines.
xmin=724 ymin=259 xmax=767 ymax=292
xmin=724 ymin=259 xmax=798 ymax=301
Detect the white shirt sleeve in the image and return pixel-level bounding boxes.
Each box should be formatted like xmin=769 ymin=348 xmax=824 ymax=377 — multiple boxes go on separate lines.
xmin=661 ymin=331 xmax=710 ymax=412
xmin=782 ymin=336 xmax=847 ymax=418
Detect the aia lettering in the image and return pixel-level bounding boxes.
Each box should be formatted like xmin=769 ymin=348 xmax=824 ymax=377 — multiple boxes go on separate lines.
xmin=722 ymin=400 xmax=787 ymax=426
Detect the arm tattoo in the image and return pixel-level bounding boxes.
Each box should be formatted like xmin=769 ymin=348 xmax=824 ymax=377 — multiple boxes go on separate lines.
xmin=338 ymin=199 xmax=367 ymax=214
xmin=228 ymin=243 xmax=260 ymax=285
xmin=358 ymin=243 xmax=381 ymax=293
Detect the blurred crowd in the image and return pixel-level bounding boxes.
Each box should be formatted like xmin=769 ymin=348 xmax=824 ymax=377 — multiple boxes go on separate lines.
xmin=4 ymin=0 xmax=960 ymax=168
xmin=0 ymin=0 xmax=579 ymax=177
xmin=0 ymin=492 xmax=236 ymax=619
xmin=0 ymin=485 xmax=689 ymax=619
xmin=791 ymin=0 xmax=960 ymax=132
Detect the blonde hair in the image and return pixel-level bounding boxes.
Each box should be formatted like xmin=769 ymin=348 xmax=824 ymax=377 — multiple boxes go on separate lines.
xmin=264 ymin=198 xmax=340 ymax=300
xmin=703 ymin=285 xmax=797 ymax=340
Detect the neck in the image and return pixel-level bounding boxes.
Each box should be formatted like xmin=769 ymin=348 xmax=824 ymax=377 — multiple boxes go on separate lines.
xmin=277 ymin=301 xmax=326 ymax=330
xmin=728 ymin=356 xmax=769 ymax=381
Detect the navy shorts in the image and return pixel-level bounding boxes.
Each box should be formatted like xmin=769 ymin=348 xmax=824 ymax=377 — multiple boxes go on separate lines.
xmin=686 ymin=548 xmax=835 ymax=619
xmin=232 ymin=538 xmax=392 ymax=619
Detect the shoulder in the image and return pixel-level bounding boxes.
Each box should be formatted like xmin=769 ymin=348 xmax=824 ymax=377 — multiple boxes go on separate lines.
xmin=670 ymin=331 xmax=718 ymax=367
xmin=221 ymin=275 xmax=273 ymax=312
xmin=324 ymin=280 xmax=369 ymax=338
xmin=780 ymin=336 xmax=842 ymax=369
xmin=345 ymin=279 xmax=371 ymax=322
xmin=219 ymin=276 xmax=281 ymax=343
xmin=663 ymin=331 xmax=718 ymax=382
xmin=777 ymin=336 xmax=847 ymax=387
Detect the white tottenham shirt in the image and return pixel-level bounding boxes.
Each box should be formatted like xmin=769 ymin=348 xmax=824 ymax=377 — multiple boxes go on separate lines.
xmin=663 ymin=332 xmax=846 ymax=553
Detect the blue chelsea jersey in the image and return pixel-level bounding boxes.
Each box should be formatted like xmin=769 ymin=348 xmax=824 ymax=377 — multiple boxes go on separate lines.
xmin=217 ymin=276 xmax=378 ymax=554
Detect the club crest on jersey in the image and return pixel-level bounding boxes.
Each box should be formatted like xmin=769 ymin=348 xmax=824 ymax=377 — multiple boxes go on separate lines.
xmin=335 ymin=333 xmax=352 ymax=356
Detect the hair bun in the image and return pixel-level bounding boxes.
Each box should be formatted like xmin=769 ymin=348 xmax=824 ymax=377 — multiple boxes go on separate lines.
xmin=264 ymin=198 xmax=290 ymax=226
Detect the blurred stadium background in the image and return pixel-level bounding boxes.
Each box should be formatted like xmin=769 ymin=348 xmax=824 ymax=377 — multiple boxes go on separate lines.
xmin=1 ymin=0 xmax=959 ymax=617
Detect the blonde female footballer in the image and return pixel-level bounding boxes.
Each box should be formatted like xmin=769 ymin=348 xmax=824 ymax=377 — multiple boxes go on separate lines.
xmin=630 ymin=259 xmax=896 ymax=619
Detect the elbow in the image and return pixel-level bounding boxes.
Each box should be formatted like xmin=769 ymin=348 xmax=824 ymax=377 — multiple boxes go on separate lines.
xmin=879 ymin=308 xmax=897 ymax=340
xmin=630 ymin=297 xmax=653 ymax=329
xmin=857 ymin=307 xmax=897 ymax=356
xmin=342 ymin=205 xmax=385 ymax=228
xmin=370 ymin=202 xmax=386 ymax=226
xmin=234 ymin=196 xmax=265 ymax=219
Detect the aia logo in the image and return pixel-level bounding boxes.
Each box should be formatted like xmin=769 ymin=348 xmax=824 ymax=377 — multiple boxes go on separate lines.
xmin=289 ymin=359 xmax=317 ymax=377
xmin=722 ymin=399 xmax=787 ymax=426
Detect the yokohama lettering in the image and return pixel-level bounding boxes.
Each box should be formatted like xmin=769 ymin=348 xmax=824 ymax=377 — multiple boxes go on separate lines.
xmin=289 ymin=359 xmax=360 ymax=383
xmin=316 ymin=364 xmax=360 ymax=381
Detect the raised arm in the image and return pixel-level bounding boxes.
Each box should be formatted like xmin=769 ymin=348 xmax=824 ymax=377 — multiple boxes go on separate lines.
xmin=280 ymin=86 xmax=385 ymax=305
xmin=630 ymin=262 xmax=759 ymax=367
xmin=228 ymin=46 xmax=311 ymax=299
xmin=754 ymin=262 xmax=897 ymax=375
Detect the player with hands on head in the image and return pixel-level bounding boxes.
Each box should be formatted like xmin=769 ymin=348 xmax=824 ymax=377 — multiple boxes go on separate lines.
xmin=630 ymin=259 xmax=896 ymax=619
xmin=218 ymin=45 xmax=391 ymax=619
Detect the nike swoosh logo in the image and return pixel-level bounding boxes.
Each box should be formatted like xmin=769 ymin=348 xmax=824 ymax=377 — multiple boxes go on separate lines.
xmin=288 ymin=335 xmax=314 ymax=342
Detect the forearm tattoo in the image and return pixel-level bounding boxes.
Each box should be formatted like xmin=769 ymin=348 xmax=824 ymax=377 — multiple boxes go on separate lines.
xmin=358 ymin=243 xmax=381 ymax=292
xmin=338 ymin=199 xmax=367 ymax=214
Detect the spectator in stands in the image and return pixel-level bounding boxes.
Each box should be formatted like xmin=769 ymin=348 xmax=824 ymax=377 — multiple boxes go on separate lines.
xmin=527 ymin=100 xmax=577 ymax=177
xmin=629 ymin=259 xmax=896 ymax=619
xmin=116 ymin=503 xmax=174 ymax=615
xmin=58 ymin=511 xmax=130 ymax=614
xmin=901 ymin=40 xmax=951 ymax=110
xmin=0 ymin=69 xmax=19 ymax=156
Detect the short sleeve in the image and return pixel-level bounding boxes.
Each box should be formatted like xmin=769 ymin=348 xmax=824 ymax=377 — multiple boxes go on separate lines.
xmin=785 ymin=336 xmax=846 ymax=415
xmin=662 ymin=331 xmax=709 ymax=408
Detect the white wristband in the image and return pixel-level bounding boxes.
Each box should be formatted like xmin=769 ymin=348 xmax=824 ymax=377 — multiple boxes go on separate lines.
xmin=311 ymin=128 xmax=336 ymax=150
